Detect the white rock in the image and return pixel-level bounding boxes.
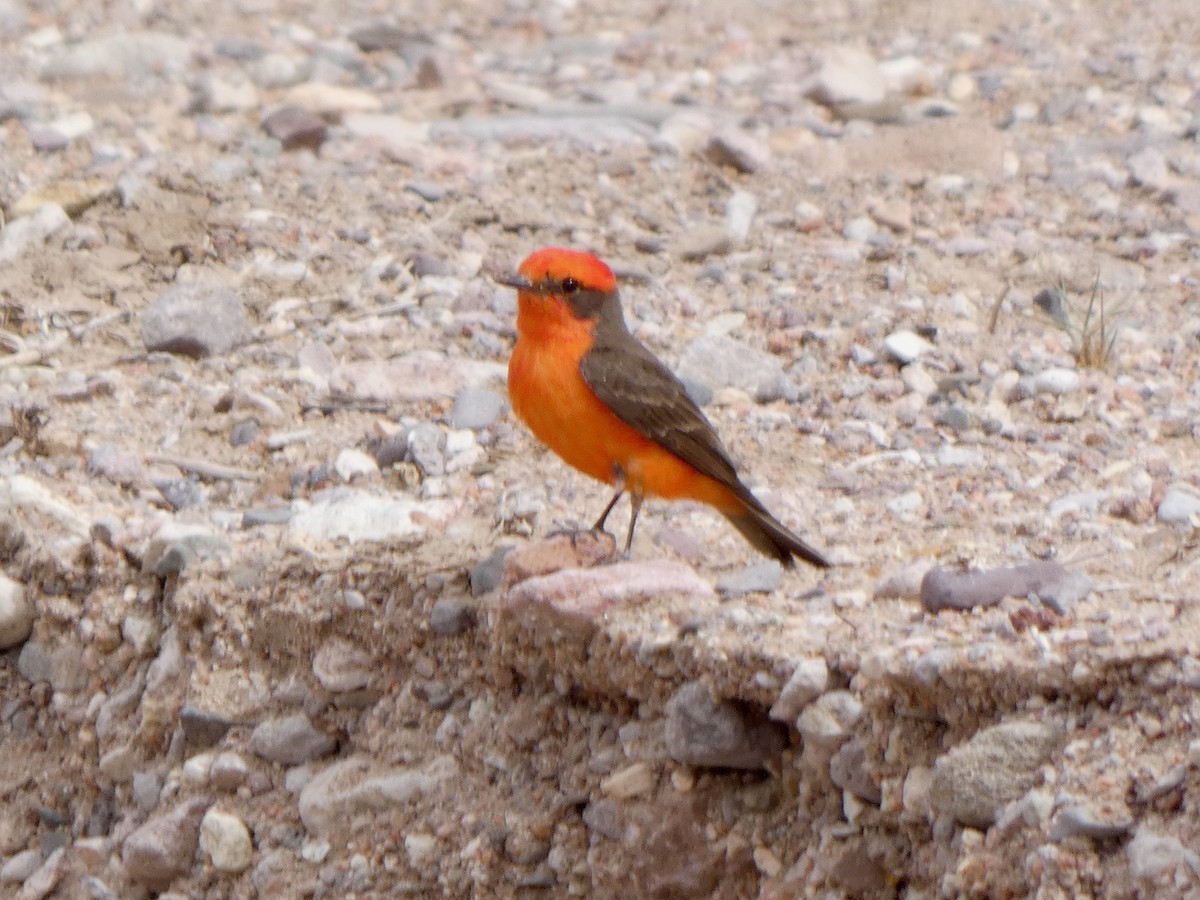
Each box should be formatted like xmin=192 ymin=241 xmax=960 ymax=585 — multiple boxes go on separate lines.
xmin=333 ymin=448 xmax=379 ymax=482
xmin=883 ymin=329 xmax=935 ymax=364
xmin=770 ymin=658 xmax=829 ymax=722
xmin=1158 ymin=485 xmax=1200 ymax=524
xmin=0 ymin=575 xmax=34 ymax=649
xmin=200 ymin=807 xmax=254 ymax=874
xmin=807 ymin=45 xmax=888 ymax=107
xmin=0 ymin=202 xmax=71 ymax=264
xmin=1032 ymin=368 xmax=1080 ymax=396
xmin=289 ymin=490 xmax=456 ymax=545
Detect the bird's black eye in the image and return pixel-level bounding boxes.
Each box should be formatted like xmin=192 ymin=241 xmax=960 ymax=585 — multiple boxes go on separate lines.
xmin=561 ymin=276 xmax=580 ymax=294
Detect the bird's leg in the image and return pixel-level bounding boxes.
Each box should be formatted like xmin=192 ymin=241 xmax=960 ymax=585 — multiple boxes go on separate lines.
xmin=623 ymin=486 xmax=644 ymax=557
xmin=592 ymin=464 xmax=626 ymax=533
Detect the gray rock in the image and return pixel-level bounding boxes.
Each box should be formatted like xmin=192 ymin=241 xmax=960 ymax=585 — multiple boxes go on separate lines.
xmin=248 ymin=713 xmax=336 ymax=765
xmin=769 ymin=658 xmax=829 ymax=722
xmin=1127 ymin=147 xmax=1170 ymax=191
xmin=664 ymin=681 xmax=785 ymax=769
xmin=0 ymin=574 xmax=34 ymax=649
xmin=829 ymin=738 xmax=881 ymax=804
xmin=155 ymin=478 xmax=207 ymax=511
xmin=1048 ymin=802 xmax=1133 ymax=842
xmin=1157 ymin=484 xmax=1200 ymax=523
xmin=716 ymin=561 xmax=783 ymax=597
xmin=468 ymin=546 xmax=510 ymax=597
xmin=929 ymin=721 xmax=1059 ymax=827
xmin=98 ymin=744 xmax=138 ymax=783
xmin=430 ymin=596 xmax=476 ymax=636
xmin=242 ymin=507 xmax=293 ymax=527
xmin=261 ymin=106 xmax=327 ymax=152
xmin=921 ymin=560 xmax=1091 ymax=614
xmin=229 ymin=420 xmax=260 ymax=447
xmin=806 ymin=45 xmax=888 ymax=107
xmin=141 ymin=282 xmax=246 ymax=358
xmin=1031 ymin=367 xmax=1080 ymax=396
xmin=131 ymin=771 xmax=163 ymax=814
xmin=17 ymin=639 xmax=86 ymax=692
xmin=1048 ymin=490 xmax=1109 ymax=518
xmin=676 ymin=334 xmax=791 ymax=403
xmin=298 ymin=754 xmax=458 ymax=837
xmin=180 ymin=705 xmax=233 ymax=750
xmin=405 ymin=424 xmax=445 ymax=476
xmin=449 ymin=388 xmax=505 ymax=430
xmin=209 ymin=753 xmax=250 ymax=792
xmin=121 ymin=798 xmax=209 ymax=891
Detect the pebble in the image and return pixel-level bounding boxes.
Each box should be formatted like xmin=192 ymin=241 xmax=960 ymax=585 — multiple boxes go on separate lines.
xmin=0 ymin=574 xmax=34 ymax=649
xmin=724 ymin=190 xmax=759 ymax=244
xmin=1157 ymin=484 xmax=1200 ymax=524
xmin=0 ymin=202 xmax=70 ymax=264
xmin=0 ymin=849 xmax=41 ymax=882
xmin=200 ymin=808 xmax=254 ymax=874
xmin=1048 ymin=801 xmax=1133 ymax=842
xmin=131 ymin=771 xmax=162 ymax=814
xmin=829 ymin=737 xmax=881 ymax=804
xmin=468 ymin=546 xmax=510 ymax=597
xmin=450 ymin=387 xmax=505 ymax=430
xmin=599 ymin=761 xmax=656 ymax=799
xmin=333 ymin=448 xmax=379 ymax=483
xmin=796 ymin=690 xmax=863 ymax=754
xmin=716 ymin=561 xmax=783 ymax=597
xmin=248 ymin=713 xmax=336 ymax=765
xmin=886 ymin=491 xmax=923 ymax=516
xmin=769 ymin=657 xmax=830 ymax=722
xmin=179 ymin=705 xmax=234 ymax=750
xmin=1031 ymin=367 xmax=1080 ymax=396
xmin=284 ymin=82 xmax=382 ymax=116
xmin=261 ymin=106 xmax=328 ymax=151
xmin=17 ymin=847 xmax=65 ymax=900
xmin=312 ymin=637 xmax=373 ymax=692
xmin=10 ymin=178 xmax=112 ymax=219
xmin=664 ymin=681 xmax=785 ymax=770
xmin=298 ymin=754 xmax=458 ymax=837
xmin=17 ymin=639 xmax=86 ymax=692
xmin=141 ymin=282 xmax=247 ymax=358
xmin=41 ymin=32 xmax=190 ymax=80
xmin=289 ymin=490 xmax=454 ymax=544
xmin=430 ymin=596 xmax=476 ymax=636
xmin=806 ymin=45 xmax=888 ymax=107
xmin=121 ymin=798 xmax=209 ymax=891
xmin=1127 ymin=827 xmax=1198 ymax=881
xmin=87 ymin=445 xmax=146 ymax=487
xmin=98 ymin=744 xmax=138 ymax=783
xmin=676 ymin=334 xmax=791 ymax=402
xmin=673 ymin=224 xmax=732 ymax=261
xmin=704 ymin=128 xmax=770 ymax=174
xmin=209 ymin=753 xmax=250 ymax=792
xmin=883 ymin=329 xmax=935 ymax=365
xmin=920 ymin=561 xmax=1091 ymax=614
xmin=929 ymin=721 xmax=1058 ymax=827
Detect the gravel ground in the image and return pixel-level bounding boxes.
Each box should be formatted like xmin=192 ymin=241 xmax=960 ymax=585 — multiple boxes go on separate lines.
xmin=2 ymin=0 xmax=1200 ymax=896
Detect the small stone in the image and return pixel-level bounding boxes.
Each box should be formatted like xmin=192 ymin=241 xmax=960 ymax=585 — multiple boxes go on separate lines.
xmin=261 ymin=106 xmax=327 ymax=151
xmin=406 ymin=424 xmax=445 ymax=476
xmin=829 ymin=738 xmax=881 ymax=804
xmin=769 ymin=658 xmax=829 ymax=722
xmin=883 ymin=329 xmax=934 ymax=364
xmin=886 ymin=491 xmax=923 ymax=516
xmin=1127 ymin=147 xmax=1170 ymax=191
xmin=929 ymin=721 xmax=1058 ymax=827
xmin=921 ymin=561 xmax=1091 ymax=614
xmin=430 ymin=596 xmax=476 ymax=636
xmin=600 ymin=762 xmax=656 ymax=799
xmin=1048 ymin=802 xmax=1133 ymax=842
xmin=704 ymin=128 xmax=770 ymax=174
xmin=209 ymin=753 xmax=250 ymax=792
xmin=180 ymin=706 xmax=234 ymax=750
xmin=725 ymin=190 xmax=759 ymax=243
xmin=406 ymin=181 xmax=448 ymax=202
xmin=796 ymin=690 xmax=863 ymax=754
xmin=87 ymin=445 xmax=147 ymax=487
xmin=1157 ymin=485 xmax=1200 ymax=524
xmin=98 ymin=744 xmax=138 ymax=783
xmin=155 ymin=478 xmax=207 ymax=511
xmin=0 ymin=575 xmax=34 ymax=649
xmin=0 ymin=849 xmax=41 ymax=882
xmin=806 ymin=45 xmax=888 ymax=107
xmin=288 ymin=489 xmax=453 ymax=544
xmin=131 ymin=771 xmax=162 ymax=814
xmin=449 ymin=388 xmax=505 ymax=430
xmin=283 ymin=83 xmax=382 ymax=117
xmin=10 ymin=178 xmax=112 ymax=219
xmin=0 ymin=203 xmax=71 ymax=265
xmin=676 ymin=334 xmax=791 ymax=402
xmin=664 ymin=681 xmax=785 ymax=769
xmin=298 ymin=754 xmax=458 ymax=838
xmin=248 ymin=714 xmax=336 ymax=765
xmin=142 ymin=282 xmax=246 ymax=358
xmin=1031 ymin=368 xmax=1080 ymax=396
xmin=673 ymin=225 xmax=732 ymax=261
xmin=333 ymin=449 xmax=379 ymax=483
xmin=16 ymin=846 xmax=65 ymax=899
xmin=312 ymin=637 xmax=373 ymax=692
xmin=716 ymin=561 xmax=783 ymax=597
xmin=200 ymin=808 xmax=253 ymax=874
xmin=17 ymin=639 xmax=86 ymax=692
xmin=1127 ymin=828 xmax=1197 ymax=881
xmin=121 ymin=799 xmax=209 ymax=891
xmin=469 ymin=546 xmax=510 ymax=597
xmin=230 ymin=420 xmax=260 ymax=447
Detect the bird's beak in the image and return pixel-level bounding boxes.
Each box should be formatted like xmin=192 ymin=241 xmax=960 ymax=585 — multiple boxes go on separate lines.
xmin=492 ymin=272 xmax=532 ymax=291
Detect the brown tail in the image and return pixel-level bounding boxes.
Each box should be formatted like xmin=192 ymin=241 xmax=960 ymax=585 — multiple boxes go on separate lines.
xmin=724 ymin=501 xmax=830 ymax=569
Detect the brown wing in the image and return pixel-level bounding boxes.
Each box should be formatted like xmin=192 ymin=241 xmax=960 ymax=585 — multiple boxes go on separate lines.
xmin=578 ymin=333 xmax=742 ymax=490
